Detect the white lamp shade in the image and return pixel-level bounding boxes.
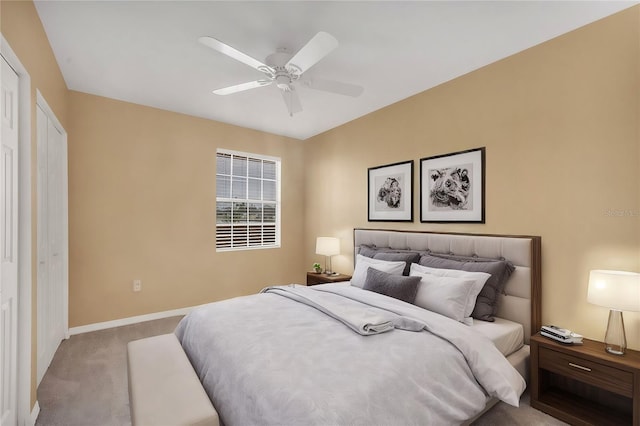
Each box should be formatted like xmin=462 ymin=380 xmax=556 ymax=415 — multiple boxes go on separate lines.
xmin=587 ymin=270 xmax=640 ymax=312
xmin=315 ymin=237 xmax=340 ymax=256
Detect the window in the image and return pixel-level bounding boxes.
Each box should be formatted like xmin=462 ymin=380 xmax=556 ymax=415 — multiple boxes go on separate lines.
xmin=216 ymin=150 xmax=281 ymax=250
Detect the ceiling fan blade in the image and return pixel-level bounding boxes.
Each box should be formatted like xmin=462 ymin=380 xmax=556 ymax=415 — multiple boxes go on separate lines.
xmin=280 ymin=87 xmax=303 ymax=116
xmin=301 ymin=78 xmax=364 ymax=97
xmin=213 ymin=80 xmax=272 ymax=95
xmin=199 ymin=36 xmax=274 ymax=74
xmin=286 ymin=32 xmax=338 ymax=75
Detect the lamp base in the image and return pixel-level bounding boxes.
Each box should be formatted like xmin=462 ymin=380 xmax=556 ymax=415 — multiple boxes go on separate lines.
xmin=605 ymin=347 xmax=625 ymax=356
xmin=604 ymin=309 xmax=626 ymax=356
xmin=323 ymin=256 xmax=334 ymax=277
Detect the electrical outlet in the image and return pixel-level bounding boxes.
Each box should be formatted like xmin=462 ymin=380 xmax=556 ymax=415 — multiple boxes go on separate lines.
xmin=133 ymin=280 xmax=142 ymax=292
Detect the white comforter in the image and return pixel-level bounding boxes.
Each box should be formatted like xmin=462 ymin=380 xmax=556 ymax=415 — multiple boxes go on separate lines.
xmin=175 ymin=284 xmax=525 ymax=426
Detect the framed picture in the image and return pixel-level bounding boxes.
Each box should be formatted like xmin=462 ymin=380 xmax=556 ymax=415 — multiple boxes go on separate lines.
xmin=368 ymin=160 xmax=413 ymax=222
xmin=420 ymin=147 xmax=485 ymax=223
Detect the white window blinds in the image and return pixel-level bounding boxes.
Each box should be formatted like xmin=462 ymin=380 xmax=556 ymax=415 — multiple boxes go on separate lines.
xmin=216 ymin=150 xmax=280 ymax=250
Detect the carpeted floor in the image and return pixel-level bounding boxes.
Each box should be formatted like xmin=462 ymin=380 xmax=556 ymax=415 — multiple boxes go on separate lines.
xmin=35 ymin=316 xmax=567 ymax=426
xmin=36 ymin=316 xmax=183 ymax=426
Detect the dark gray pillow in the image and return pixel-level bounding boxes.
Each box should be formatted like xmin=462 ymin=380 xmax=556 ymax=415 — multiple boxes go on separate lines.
xmin=357 ymin=244 xmax=379 ymax=258
xmin=373 ymin=252 xmax=420 ymax=276
xmin=363 ymin=268 xmax=421 ymax=304
xmin=429 ymin=253 xmax=515 ymax=296
xmin=357 ymin=245 xmax=420 ymax=275
xmin=418 ymin=254 xmax=515 ymax=321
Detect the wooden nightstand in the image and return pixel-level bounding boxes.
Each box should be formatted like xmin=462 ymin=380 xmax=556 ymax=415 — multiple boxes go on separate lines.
xmin=531 ymin=333 xmax=640 ymax=425
xmin=306 ymin=272 xmax=352 ymax=286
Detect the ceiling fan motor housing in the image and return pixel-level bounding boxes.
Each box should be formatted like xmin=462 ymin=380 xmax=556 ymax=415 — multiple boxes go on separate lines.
xmin=266 ymin=51 xmax=300 ymax=90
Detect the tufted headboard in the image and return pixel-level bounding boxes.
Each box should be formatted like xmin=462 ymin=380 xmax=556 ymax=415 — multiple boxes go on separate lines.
xmin=353 ymin=228 xmax=541 ymax=344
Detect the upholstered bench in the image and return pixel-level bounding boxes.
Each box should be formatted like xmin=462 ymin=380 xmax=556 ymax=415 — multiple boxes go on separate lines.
xmin=127 ymin=333 xmax=219 ymax=426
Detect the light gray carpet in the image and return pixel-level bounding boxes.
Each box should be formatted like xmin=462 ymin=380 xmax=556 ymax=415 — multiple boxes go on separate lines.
xmin=36 ymin=316 xmax=183 ymax=426
xmin=35 ymin=316 xmax=567 ymax=426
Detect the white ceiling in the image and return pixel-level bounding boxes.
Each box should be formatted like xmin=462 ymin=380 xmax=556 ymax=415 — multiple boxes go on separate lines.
xmin=34 ymin=1 xmax=637 ymax=140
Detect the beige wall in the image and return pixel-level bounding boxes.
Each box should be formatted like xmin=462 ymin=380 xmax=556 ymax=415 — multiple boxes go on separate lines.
xmin=67 ymin=91 xmax=306 ymax=326
xmin=305 ymin=7 xmax=640 ymax=349
xmin=1 ymin=0 xmax=70 ymax=409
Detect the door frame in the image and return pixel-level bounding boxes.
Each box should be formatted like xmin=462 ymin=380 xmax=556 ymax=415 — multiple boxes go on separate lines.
xmin=36 ymin=91 xmax=69 ymax=386
xmin=1 ymin=34 xmax=36 ymax=424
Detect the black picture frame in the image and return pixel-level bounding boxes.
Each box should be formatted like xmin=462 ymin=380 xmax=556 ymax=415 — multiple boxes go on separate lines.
xmin=420 ymin=147 xmax=485 ymax=223
xmin=368 ymin=160 xmax=414 ymax=222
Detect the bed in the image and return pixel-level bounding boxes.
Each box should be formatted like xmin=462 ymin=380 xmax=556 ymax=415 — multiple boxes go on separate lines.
xmin=173 ymin=228 xmax=542 ymax=425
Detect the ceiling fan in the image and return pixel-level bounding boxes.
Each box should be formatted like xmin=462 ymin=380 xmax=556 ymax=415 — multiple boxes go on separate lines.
xmin=198 ymin=32 xmax=364 ymax=116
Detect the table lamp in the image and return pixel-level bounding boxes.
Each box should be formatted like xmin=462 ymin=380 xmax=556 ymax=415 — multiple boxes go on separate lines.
xmin=315 ymin=237 xmax=340 ymax=275
xmin=587 ymin=269 xmax=640 ymax=355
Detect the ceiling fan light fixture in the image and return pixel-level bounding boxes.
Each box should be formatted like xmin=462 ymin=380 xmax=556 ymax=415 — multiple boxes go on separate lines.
xmin=275 ymin=75 xmax=291 ymax=90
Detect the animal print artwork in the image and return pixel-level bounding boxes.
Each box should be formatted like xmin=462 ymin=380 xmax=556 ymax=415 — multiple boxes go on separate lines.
xmin=429 ymin=165 xmax=472 ymax=210
xmin=375 ymin=175 xmax=403 ymax=210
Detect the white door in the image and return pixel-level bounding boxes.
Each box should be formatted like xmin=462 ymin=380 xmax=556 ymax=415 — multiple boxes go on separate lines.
xmin=36 ymin=104 xmax=67 ymax=385
xmin=1 ymin=54 xmax=19 ymax=426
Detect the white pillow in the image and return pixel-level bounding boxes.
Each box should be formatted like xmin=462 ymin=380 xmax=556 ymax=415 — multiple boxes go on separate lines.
xmin=410 ymin=263 xmax=490 ymax=319
xmin=351 ymin=254 xmax=405 ymax=288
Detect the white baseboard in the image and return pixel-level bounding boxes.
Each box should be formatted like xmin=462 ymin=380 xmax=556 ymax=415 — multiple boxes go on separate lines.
xmin=68 ymin=306 xmax=196 ymax=336
xmin=29 ymin=401 xmax=40 ymax=426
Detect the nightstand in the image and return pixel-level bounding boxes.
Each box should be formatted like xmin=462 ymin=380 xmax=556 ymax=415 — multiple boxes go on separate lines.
xmin=306 ymin=272 xmax=352 ymax=286
xmin=531 ymin=333 xmax=640 ymax=425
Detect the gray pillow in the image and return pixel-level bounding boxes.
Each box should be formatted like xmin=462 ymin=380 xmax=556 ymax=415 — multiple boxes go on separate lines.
xmin=357 ymin=244 xmax=379 ymax=258
xmin=363 ymin=268 xmax=421 ymax=304
xmin=357 ymin=245 xmax=420 ymax=275
xmin=373 ymin=252 xmax=420 ymax=276
xmin=429 ymin=253 xmax=515 ymax=295
xmin=418 ymin=254 xmax=515 ymax=321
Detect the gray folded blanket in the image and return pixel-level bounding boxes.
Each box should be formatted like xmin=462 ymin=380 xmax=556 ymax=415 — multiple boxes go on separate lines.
xmin=261 ymin=285 xmax=396 ymax=335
